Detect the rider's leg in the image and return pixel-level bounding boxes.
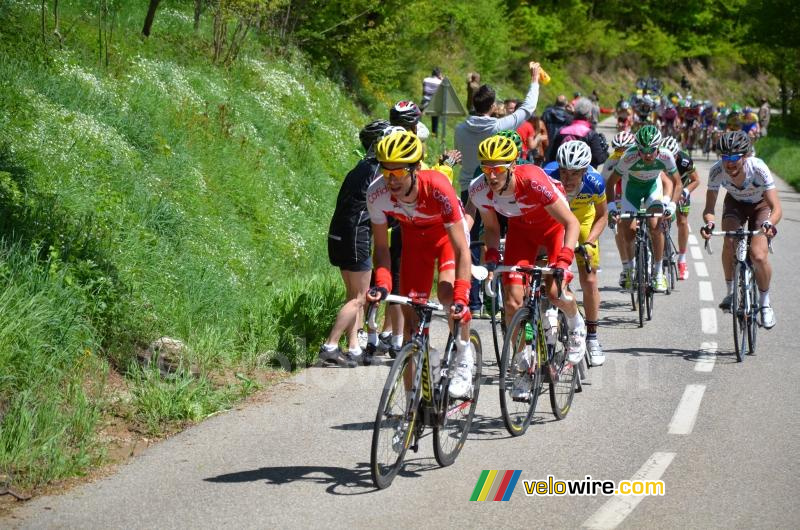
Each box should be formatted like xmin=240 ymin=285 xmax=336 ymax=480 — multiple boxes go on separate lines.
xmin=677 ymin=210 xmax=690 ymax=261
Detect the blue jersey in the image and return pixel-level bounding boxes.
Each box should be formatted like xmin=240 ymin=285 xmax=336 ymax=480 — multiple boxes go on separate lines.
xmin=543 ymin=162 xmax=606 ymax=221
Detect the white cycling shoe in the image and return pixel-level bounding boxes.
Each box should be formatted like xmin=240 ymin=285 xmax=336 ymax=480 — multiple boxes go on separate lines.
xmin=448 ymin=342 xmax=475 ymax=398
xmin=567 ymin=327 xmax=587 ymax=364
xmin=760 ymin=306 xmax=776 ymax=329
xmin=587 ymin=338 xmax=605 ymax=366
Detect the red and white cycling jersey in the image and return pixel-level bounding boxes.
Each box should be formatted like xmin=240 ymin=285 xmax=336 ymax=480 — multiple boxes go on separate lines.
xmin=366 ymin=169 xmax=463 ymax=228
xmin=468 ymin=163 xmax=567 ymax=226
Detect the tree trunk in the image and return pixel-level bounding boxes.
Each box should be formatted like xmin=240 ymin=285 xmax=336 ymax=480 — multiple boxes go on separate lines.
xmin=779 ymin=70 xmax=788 ymax=118
xmin=142 ymin=0 xmax=161 ymax=37
xmin=194 ymin=0 xmax=202 ymax=31
xmin=41 ymin=0 xmax=46 ymax=44
xmin=53 ymin=0 xmax=63 ymax=47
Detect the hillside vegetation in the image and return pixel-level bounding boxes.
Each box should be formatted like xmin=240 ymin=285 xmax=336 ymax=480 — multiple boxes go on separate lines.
xmin=0 ymin=0 xmax=796 ymax=494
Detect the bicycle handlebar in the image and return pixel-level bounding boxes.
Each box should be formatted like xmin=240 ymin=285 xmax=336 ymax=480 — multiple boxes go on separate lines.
xmin=703 ymin=229 xmax=772 ymax=255
xmin=618 ymin=212 xmax=664 ymax=219
xmin=487 ymin=265 xmax=572 ymax=302
xmin=367 ymin=296 xmax=444 ymax=329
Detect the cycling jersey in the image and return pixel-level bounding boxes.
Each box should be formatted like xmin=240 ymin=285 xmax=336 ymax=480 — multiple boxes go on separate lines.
xmin=367 ymin=169 xmax=463 ymax=228
xmin=674 ymin=151 xmax=695 ymax=186
xmin=708 ymin=157 xmax=775 ymax=203
xmin=613 ymin=147 xmax=676 ymax=212
xmin=542 ymin=162 xmax=606 ymax=223
xmin=328 ymin=158 xmax=379 ymax=271
xmin=741 ymin=112 xmax=759 ymax=134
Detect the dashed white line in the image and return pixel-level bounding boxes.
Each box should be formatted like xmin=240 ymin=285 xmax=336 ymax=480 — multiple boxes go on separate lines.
xmin=582 ymin=452 xmax=676 ymax=530
xmin=668 ymin=384 xmax=706 ymax=434
xmin=698 ymin=281 xmax=714 ymax=301
xmin=695 ymin=342 xmax=718 ymax=372
xmin=700 ymin=308 xmax=717 ymax=334
xmin=688 ymin=234 xmax=699 ymax=246
xmin=690 ymin=246 xmax=703 ymax=260
xmin=694 ymin=261 xmax=709 ymax=277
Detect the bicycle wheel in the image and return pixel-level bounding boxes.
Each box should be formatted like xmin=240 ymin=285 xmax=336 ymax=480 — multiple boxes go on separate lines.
xmin=489 ymin=276 xmax=505 ymax=366
xmin=636 ymin=239 xmax=646 ymax=327
xmin=434 ymin=329 xmax=482 ymax=467
xmin=371 ymin=343 xmax=420 ymax=489
xmin=747 ymin=266 xmax=758 ymax=355
xmin=549 ymin=311 xmax=577 ymax=419
xmin=731 ymin=264 xmax=747 ymax=362
xmin=499 ymin=307 xmax=542 ymax=436
xmin=645 ymin=238 xmax=654 ymax=321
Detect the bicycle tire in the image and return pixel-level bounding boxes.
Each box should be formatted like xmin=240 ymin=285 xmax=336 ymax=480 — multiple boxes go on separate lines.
xmin=489 ymin=276 xmax=505 ymax=366
xmin=499 ymin=307 xmax=542 ymax=436
xmin=731 ymin=264 xmax=747 ymax=362
xmin=636 ymin=239 xmax=646 ymax=327
xmin=549 ymin=311 xmax=577 ymax=419
xmin=645 ymin=238 xmax=654 ymax=321
xmin=370 ymin=343 xmax=420 ymax=489
xmin=747 ymin=266 xmax=758 ymax=355
xmin=434 ymin=329 xmax=482 ymax=467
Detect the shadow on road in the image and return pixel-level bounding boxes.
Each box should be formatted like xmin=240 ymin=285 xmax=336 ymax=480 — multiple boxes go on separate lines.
xmin=606 ymin=345 xmax=742 ymax=364
xmin=203 ymin=458 xmax=440 ymax=495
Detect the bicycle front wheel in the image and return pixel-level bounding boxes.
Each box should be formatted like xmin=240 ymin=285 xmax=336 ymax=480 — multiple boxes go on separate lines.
xmin=371 ymin=344 xmax=420 ymax=489
xmin=489 ymin=276 xmax=505 ymax=366
xmin=499 ymin=308 xmax=542 ymax=436
xmin=549 ymin=311 xmax=577 ymax=419
xmin=636 ymin=240 xmax=646 ymax=327
xmin=645 ymin=238 xmax=654 ymax=321
xmin=747 ymin=266 xmax=758 ymax=355
xmin=731 ymin=264 xmax=747 ymax=362
xmin=434 ymin=329 xmax=483 ymax=467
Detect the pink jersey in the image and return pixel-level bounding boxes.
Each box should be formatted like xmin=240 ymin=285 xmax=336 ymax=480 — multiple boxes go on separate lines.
xmin=366 ymin=169 xmax=463 ymax=228
xmin=468 ymin=163 xmax=567 ymax=226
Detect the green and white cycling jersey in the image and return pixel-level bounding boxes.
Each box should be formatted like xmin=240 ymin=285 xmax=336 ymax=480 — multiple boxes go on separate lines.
xmin=613 ymin=147 xmax=677 ymax=212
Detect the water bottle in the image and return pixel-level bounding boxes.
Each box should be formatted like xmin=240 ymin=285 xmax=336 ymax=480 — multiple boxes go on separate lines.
xmin=524 ymin=322 xmax=534 ymax=342
xmin=544 ymin=308 xmax=559 ymax=345
xmin=429 ymin=347 xmax=441 ymax=383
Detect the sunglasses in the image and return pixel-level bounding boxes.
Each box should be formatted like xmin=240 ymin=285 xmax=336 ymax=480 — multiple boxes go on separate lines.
xmin=380 ymin=166 xmax=412 ymax=178
xmin=721 ymin=154 xmax=743 ymax=162
xmin=480 ymin=163 xmax=512 ymax=175
xmin=638 ymin=146 xmax=657 ymax=155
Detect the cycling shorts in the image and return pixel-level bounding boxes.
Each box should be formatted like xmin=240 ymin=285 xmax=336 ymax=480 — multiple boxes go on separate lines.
xmin=621 ymin=178 xmax=663 ymax=213
xmin=503 ymin=219 xmax=564 ymax=286
xmin=328 ymin=225 xmax=371 ymax=272
xmin=722 ymin=195 xmax=770 ymax=231
xmin=398 ymin=222 xmax=460 ymax=299
xmin=577 ymin=215 xmax=600 ymax=269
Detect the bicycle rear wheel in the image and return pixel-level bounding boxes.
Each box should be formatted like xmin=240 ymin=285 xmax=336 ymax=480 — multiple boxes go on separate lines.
xmin=499 ymin=308 xmax=542 ymax=436
xmin=636 ymin=240 xmax=646 ymax=327
xmin=747 ymin=267 xmax=758 ymax=355
xmin=434 ymin=329 xmax=482 ymax=467
xmin=371 ymin=344 xmax=420 ymax=489
xmin=731 ymin=264 xmax=747 ymax=362
xmin=549 ymin=311 xmax=577 ymax=419
xmin=645 ymin=238 xmax=654 ymax=321
xmin=489 ymin=276 xmax=505 ymax=366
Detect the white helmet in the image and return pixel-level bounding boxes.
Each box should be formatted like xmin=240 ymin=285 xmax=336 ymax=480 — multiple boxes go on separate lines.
xmin=556 ymin=140 xmax=592 ymax=170
xmin=660 ymin=136 xmax=680 ymax=156
xmin=612 ymin=131 xmax=635 ymax=149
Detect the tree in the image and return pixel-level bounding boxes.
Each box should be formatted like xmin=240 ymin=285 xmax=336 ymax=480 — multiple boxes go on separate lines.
xmin=142 ymin=0 xmax=161 ymax=37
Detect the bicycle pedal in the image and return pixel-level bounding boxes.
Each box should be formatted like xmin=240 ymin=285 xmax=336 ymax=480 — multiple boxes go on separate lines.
xmin=410 ymin=443 xmax=419 ymax=453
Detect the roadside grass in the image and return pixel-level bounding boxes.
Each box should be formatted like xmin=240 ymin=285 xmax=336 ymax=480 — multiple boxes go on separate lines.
xmin=0 ymin=2 xmax=358 ymax=490
xmin=756 ymin=118 xmax=800 ymax=190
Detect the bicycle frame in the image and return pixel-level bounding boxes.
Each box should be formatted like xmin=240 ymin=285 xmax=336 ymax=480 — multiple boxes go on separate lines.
xmin=619 ymin=210 xmax=663 ymax=326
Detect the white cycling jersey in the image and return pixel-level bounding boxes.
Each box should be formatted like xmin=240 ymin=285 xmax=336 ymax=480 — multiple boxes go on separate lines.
xmin=708 ymin=157 xmax=775 ymax=203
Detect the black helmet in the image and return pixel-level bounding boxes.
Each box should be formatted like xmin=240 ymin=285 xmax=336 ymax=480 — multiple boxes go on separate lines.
xmin=717 ymin=130 xmax=751 ymax=156
xmin=389 ymin=101 xmax=422 ymax=127
xmin=359 ymin=119 xmax=392 ymax=152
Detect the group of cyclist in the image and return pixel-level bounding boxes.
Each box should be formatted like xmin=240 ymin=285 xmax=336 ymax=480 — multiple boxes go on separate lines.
xmin=323 ymin=61 xmax=782 ymax=403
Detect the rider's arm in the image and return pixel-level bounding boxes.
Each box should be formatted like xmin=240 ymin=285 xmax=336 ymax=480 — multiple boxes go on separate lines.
xmin=701 ymin=189 xmax=718 ymax=238
xmin=463 ymin=199 xmax=478 ymax=232
xmin=762 ymin=188 xmax=783 ymax=227
xmin=445 ymin=219 xmax=472 ymax=306
xmin=606 ymin=170 xmax=621 ymax=204
xmin=480 ymin=208 xmax=502 ymax=257
xmin=685 ymin=169 xmax=700 ymax=194
xmin=667 ymin=170 xmax=682 ymax=203
xmin=371 ymin=221 xmax=393 ymax=293
xmin=545 ymin=199 xmax=580 ymax=252
xmin=587 ymin=198 xmax=608 ymax=245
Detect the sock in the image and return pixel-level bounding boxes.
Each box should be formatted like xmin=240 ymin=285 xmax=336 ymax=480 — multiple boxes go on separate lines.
xmin=368 ymin=331 xmax=379 ymax=346
xmin=348 ymin=346 xmax=362 ymax=356
xmin=586 ymin=320 xmax=598 ymax=336
xmin=726 ymin=280 xmax=733 ymax=295
xmin=456 ymin=339 xmax=474 ymax=365
xmin=567 ymin=311 xmax=584 ymax=330
xmin=622 ymin=260 xmax=631 ymax=270
xmin=322 ymin=343 xmax=338 ymax=351
xmin=678 ymin=252 xmax=687 ymax=263
xmin=759 ymin=290 xmax=770 ymax=306
xmin=392 ymin=334 xmax=403 ymax=348
xmin=655 ymin=261 xmax=663 ymax=275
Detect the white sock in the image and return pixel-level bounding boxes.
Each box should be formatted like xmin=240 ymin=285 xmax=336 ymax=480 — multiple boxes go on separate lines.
xmin=456 ymin=339 xmax=474 ymax=365
xmin=678 ymin=253 xmax=686 ymax=263
xmin=348 ymin=346 xmax=362 ymax=356
xmin=323 ymin=343 xmax=338 ymax=351
xmin=759 ymin=290 xmax=770 ymax=306
xmin=379 ymin=331 xmax=391 ymax=340
xmin=655 ymin=261 xmax=663 ymax=275
xmin=726 ymin=281 xmax=733 ymax=295
xmin=567 ymin=311 xmax=584 ymax=330
xmin=622 ymin=260 xmax=631 ymax=270
xmin=368 ymin=331 xmax=378 ymax=345
xmin=392 ymin=334 xmax=403 ymax=348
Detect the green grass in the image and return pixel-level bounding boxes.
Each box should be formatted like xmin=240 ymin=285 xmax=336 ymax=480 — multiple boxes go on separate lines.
xmin=0 ymin=1 xmax=356 ymax=489
xmin=756 ymin=118 xmax=800 ymax=190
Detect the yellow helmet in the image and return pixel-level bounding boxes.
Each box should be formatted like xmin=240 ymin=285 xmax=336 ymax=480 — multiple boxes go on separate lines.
xmin=375 ymin=130 xmax=423 ymax=164
xmin=478 ymin=135 xmax=518 ymax=162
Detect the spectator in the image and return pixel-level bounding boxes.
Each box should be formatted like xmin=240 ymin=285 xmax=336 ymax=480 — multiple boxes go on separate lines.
xmin=758 ymin=97 xmax=771 ymax=137
xmin=420 ymin=67 xmax=443 ymax=136
xmin=516 ymin=112 xmax=548 ymax=166
xmin=547 ymin=97 xmax=609 ymax=168
xmin=589 ymin=92 xmax=600 ymax=130
xmin=466 ymin=72 xmax=481 ymax=114
xmin=504 ymin=98 xmax=518 ymax=115
xmin=455 ymin=61 xmax=542 ymax=314
xmin=571 ymin=91 xmax=582 ymax=108
xmin=541 ymin=94 xmax=574 ymax=143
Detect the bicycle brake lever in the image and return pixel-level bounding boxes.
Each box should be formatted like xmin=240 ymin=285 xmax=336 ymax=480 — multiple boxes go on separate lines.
xmin=704 ymin=238 xmax=713 ymax=255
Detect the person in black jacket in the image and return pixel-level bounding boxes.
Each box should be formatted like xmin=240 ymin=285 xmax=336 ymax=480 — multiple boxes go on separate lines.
xmin=541 ymin=94 xmax=573 ymax=145
xmin=319 ymin=120 xmax=394 ymax=367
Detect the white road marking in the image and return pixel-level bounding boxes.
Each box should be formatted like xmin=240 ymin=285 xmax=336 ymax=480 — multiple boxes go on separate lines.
xmin=690 ymin=246 xmax=703 ymax=260
xmin=698 ymin=281 xmax=714 ymax=301
xmin=700 ymin=308 xmax=717 ymax=334
xmin=582 ymin=452 xmax=676 ymax=530
xmin=668 ymin=384 xmax=706 ymax=434
xmin=688 ymin=234 xmax=699 ymax=246
xmin=695 ymin=342 xmax=718 ymax=372
xmin=694 ymin=261 xmax=709 ymax=277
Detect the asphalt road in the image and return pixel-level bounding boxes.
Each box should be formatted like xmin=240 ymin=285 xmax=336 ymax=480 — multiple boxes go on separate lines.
xmin=7 ymin=120 xmax=799 ymax=529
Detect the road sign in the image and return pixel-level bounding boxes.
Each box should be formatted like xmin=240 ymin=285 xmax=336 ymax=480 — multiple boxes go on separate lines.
xmin=424 ymin=78 xmax=466 ymax=117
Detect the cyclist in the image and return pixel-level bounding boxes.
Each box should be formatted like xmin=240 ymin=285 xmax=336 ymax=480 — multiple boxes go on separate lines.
xmin=544 ymin=141 xmax=608 ymax=366
xmin=466 ymin=135 xmax=586 ymax=377
xmin=602 ymin=131 xmax=637 ymax=288
xmin=700 ymin=131 xmax=782 ymax=329
xmin=607 ymin=125 xmax=681 ymax=293
xmin=366 ymin=130 xmax=476 ymax=397
xmin=741 ymin=106 xmax=760 ymax=139
xmin=320 ymin=120 xmax=394 ymax=367
xmin=659 ymin=136 xmax=700 ymax=280
xmin=616 ymin=100 xmax=634 ymax=132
